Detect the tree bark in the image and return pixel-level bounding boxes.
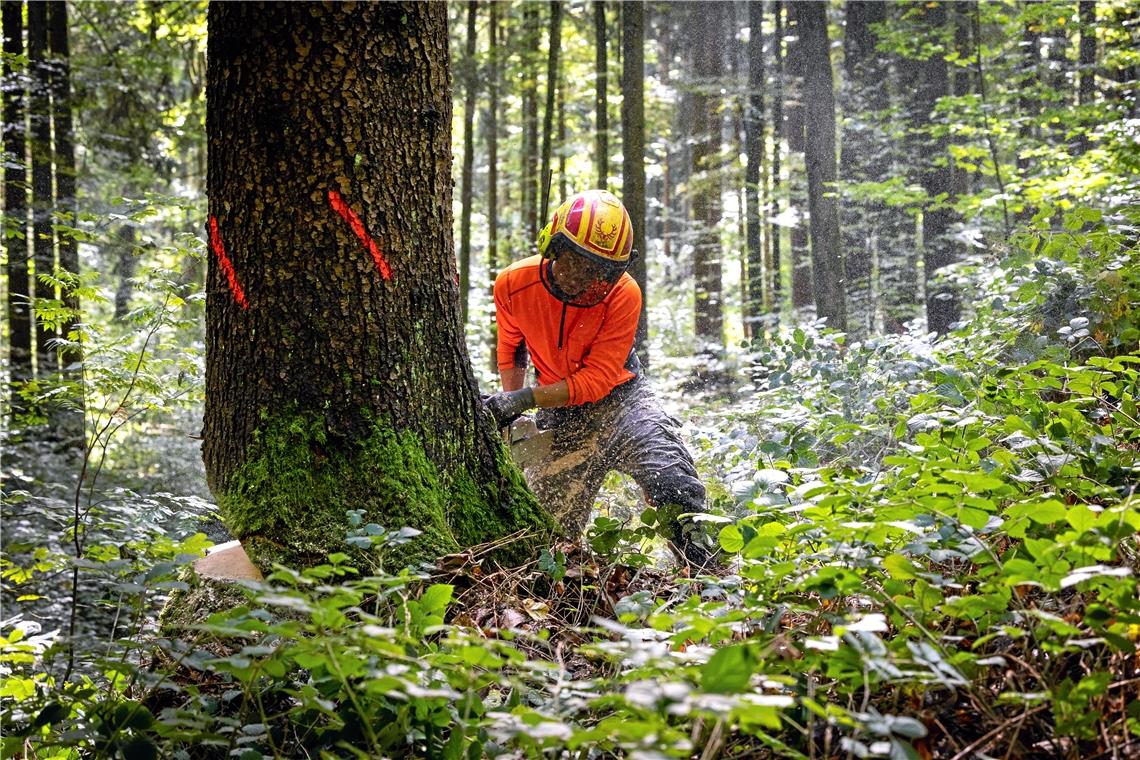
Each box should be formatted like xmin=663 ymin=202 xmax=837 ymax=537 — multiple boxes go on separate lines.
xmin=840 ymin=0 xmax=888 ymax=337
xmin=204 ymin=2 xmax=553 ymax=571
xmin=594 ymin=0 xmax=609 ymax=189
xmin=621 ymin=0 xmax=648 ymax=362
xmin=27 ymin=0 xmax=55 ymax=375
xmin=691 ymin=1 xmax=724 ymax=353
xmin=744 ymin=0 xmax=765 ymax=337
xmin=486 ymin=2 xmax=500 ymax=372
xmin=458 ymin=0 xmax=478 ymax=323
xmin=540 ymin=0 xmax=561 ymax=222
xmin=48 ymin=0 xmax=82 ymax=426
xmin=770 ymin=0 xmax=783 ymax=317
xmin=784 ymin=4 xmax=812 ymax=311
xmin=4 ymin=0 xmax=32 ymax=414
xmin=522 ymin=4 xmax=540 ymax=241
xmin=796 ymin=1 xmax=846 ymax=331
xmin=1077 ymin=0 xmax=1096 ymax=153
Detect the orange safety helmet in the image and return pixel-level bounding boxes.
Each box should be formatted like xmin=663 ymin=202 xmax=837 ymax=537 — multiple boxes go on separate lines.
xmin=537 ymin=190 xmax=636 ymax=306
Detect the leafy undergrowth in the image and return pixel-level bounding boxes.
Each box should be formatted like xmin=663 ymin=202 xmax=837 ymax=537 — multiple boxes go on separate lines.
xmin=3 ymin=206 xmax=1140 ymax=758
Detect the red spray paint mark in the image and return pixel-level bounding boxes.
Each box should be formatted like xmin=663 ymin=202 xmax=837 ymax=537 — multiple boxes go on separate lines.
xmin=328 ymin=190 xmax=392 ymax=280
xmin=208 ymin=216 xmax=249 ymax=309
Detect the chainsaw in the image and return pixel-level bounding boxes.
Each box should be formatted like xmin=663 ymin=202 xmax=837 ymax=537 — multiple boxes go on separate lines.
xmin=506 ymin=414 xmax=554 ymax=468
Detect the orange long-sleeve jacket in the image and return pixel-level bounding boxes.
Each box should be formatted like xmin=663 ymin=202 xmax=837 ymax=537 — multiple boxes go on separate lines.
xmin=494 ymin=255 xmax=640 ymax=406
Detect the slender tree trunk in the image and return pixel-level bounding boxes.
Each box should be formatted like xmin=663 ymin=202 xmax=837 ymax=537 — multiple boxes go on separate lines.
xmin=27 ymin=1 xmax=55 ymax=376
xmin=557 ymin=53 xmax=567 ymax=203
xmin=691 ymin=1 xmax=724 ymax=353
xmin=459 ymin=0 xmax=478 ymax=323
xmin=1077 ymin=0 xmax=1096 ymax=153
xmin=4 ymin=1 xmax=32 ymax=416
xmin=796 ymin=1 xmax=845 ymax=331
xmin=840 ymin=0 xmax=887 ymax=338
xmin=486 ymin=2 xmax=500 ymax=372
xmin=522 ymin=4 xmax=540 ymax=241
xmin=113 ymin=226 xmax=139 ymax=322
xmin=204 ymin=2 xmax=552 ymax=571
xmin=540 ymin=0 xmax=561 ymax=221
xmin=911 ymin=1 xmax=959 ymax=335
xmin=49 ymin=0 xmax=82 ymax=417
xmin=784 ymin=5 xmax=812 ymax=311
xmin=594 ymin=0 xmax=609 ymax=189
xmin=1016 ymin=5 xmax=1041 ymax=217
xmin=621 ymin=0 xmax=648 ymax=361
xmin=770 ymin=0 xmax=783 ymax=317
xmin=744 ymin=0 xmax=765 ymax=337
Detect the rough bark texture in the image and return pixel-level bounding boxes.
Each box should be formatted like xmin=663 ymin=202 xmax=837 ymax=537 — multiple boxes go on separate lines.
xmin=690 ymin=1 xmax=724 ymax=354
xmin=540 ymin=0 xmax=561 ymax=221
xmin=784 ymin=6 xmax=812 ymax=311
xmin=27 ymin=1 xmax=55 ymax=376
xmin=594 ymin=0 xmax=608 ymax=189
xmin=458 ymin=0 xmax=477 ymax=323
xmin=621 ymin=0 xmax=648 ymax=360
xmin=744 ymin=0 xmax=765 ymax=335
xmin=909 ymin=2 xmax=959 ymax=335
xmin=204 ymin=2 xmax=554 ymax=571
xmin=797 ymin=1 xmax=846 ymax=332
xmin=4 ymin=0 xmax=32 ymax=412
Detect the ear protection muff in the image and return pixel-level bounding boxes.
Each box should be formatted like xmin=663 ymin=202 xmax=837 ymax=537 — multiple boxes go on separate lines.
xmin=537 ymin=222 xmax=555 ymax=258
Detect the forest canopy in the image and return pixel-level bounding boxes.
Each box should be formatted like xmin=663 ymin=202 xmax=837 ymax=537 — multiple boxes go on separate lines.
xmin=2 ymin=1 xmax=1139 ymax=758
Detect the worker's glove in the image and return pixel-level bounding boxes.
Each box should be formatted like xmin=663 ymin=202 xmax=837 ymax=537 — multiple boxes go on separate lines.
xmin=670 ymin=515 xmax=722 ymax=572
xmin=484 ymin=387 xmax=536 ymax=429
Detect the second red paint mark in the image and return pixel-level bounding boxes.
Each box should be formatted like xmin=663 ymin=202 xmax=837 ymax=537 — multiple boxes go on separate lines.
xmin=208 ymin=216 xmax=249 ymax=309
xmin=328 ymin=190 xmax=393 ymax=280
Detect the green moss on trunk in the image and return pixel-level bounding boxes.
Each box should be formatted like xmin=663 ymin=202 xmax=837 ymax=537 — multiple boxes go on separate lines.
xmin=218 ymin=414 xmax=555 ymax=571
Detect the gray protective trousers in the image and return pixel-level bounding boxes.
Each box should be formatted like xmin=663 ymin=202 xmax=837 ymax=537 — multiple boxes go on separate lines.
xmin=526 ymin=376 xmax=707 ymax=537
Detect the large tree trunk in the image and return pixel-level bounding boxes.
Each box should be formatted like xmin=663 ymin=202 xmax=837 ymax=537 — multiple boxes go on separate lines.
xmin=744 ymin=0 xmax=765 ymax=336
xmin=691 ymin=1 xmax=724 ymax=354
xmin=796 ymin=1 xmax=845 ymax=331
xmin=458 ymin=0 xmax=477 ymax=323
xmin=540 ymin=0 xmax=562 ymax=221
xmin=621 ymin=0 xmax=648 ymax=362
xmin=204 ymin=2 xmax=553 ymax=571
xmin=27 ymin=1 xmax=55 ymax=376
xmin=4 ymin=0 xmax=32 ymax=416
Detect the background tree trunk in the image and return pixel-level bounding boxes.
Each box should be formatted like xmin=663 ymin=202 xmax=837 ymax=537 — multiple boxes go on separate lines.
xmin=744 ymin=0 xmax=765 ymax=337
xmin=540 ymin=0 xmax=561 ymax=221
xmin=796 ymin=1 xmax=846 ymax=331
xmin=522 ymin=4 xmax=540 ymax=242
xmin=691 ymin=1 xmax=724 ymax=354
xmin=769 ymin=0 xmax=783 ymax=318
xmin=1077 ymin=0 xmax=1096 ymax=153
xmin=910 ymin=1 xmax=960 ymax=335
xmin=4 ymin=0 xmax=32 ymax=415
xmin=204 ymin=2 xmax=552 ymax=571
xmin=27 ymin=0 xmax=55 ymax=376
xmin=621 ymin=0 xmax=648 ymax=362
xmin=594 ymin=0 xmax=608 ymax=189
xmin=784 ymin=6 xmax=812 ymax=311
xmin=458 ymin=0 xmax=478 ymax=323
xmin=48 ymin=0 xmax=83 ymax=420
xmin=486 ymin=2 xmax=500 ymax=372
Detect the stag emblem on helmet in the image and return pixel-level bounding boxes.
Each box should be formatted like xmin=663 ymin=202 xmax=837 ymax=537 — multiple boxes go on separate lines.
xmin=592 ymin=217 xmax=619 ymax=248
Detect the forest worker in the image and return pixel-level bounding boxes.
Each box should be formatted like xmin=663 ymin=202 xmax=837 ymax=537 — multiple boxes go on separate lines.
xmin=483 ymin=189 xmax=717 ymax=568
